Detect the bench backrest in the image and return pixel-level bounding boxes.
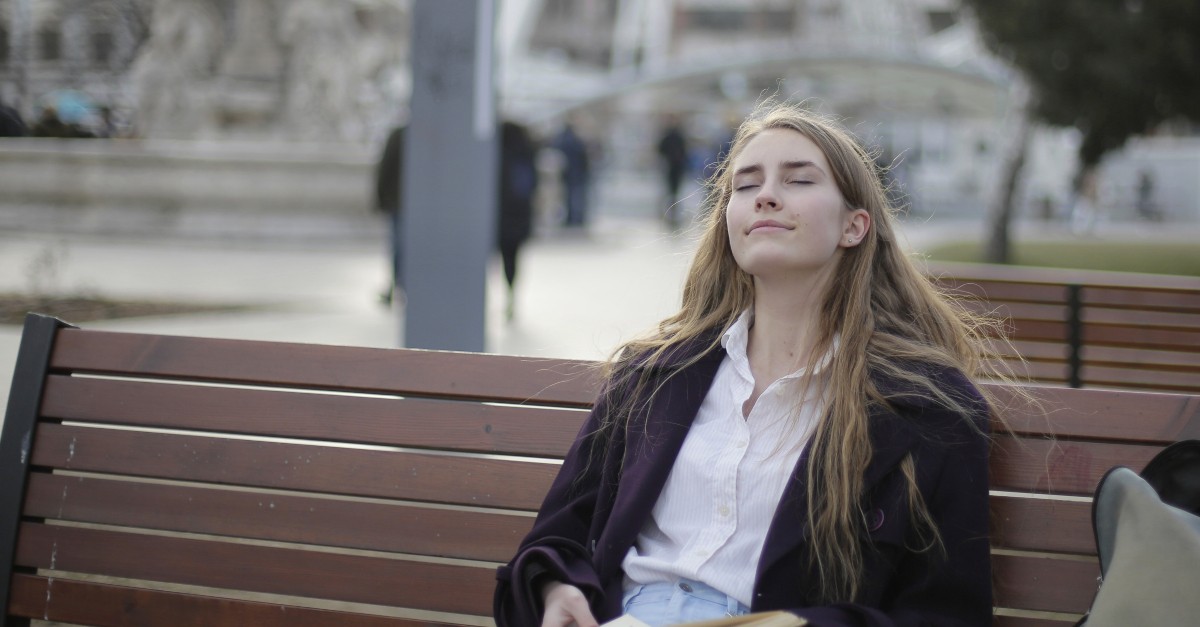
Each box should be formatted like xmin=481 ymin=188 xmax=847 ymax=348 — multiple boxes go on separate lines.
xmin=2 ymin=314 xmax=1198 ymax=627
xmin=930 ymin=262 xmax=1200 ymax=393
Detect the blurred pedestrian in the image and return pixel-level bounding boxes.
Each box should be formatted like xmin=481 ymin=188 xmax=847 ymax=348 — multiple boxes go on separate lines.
xmin=1069 ymin=169 xmax=1099 ymax=234
xmin=95 ymin=106 xmax=118 ymax=139
xmin=702 ymin=124 xmax=736 ymax=179
xmin=375 ymin=124 xmax=405 ymax=305
xmin=657 ymin=115 xmax=690 ymax=230
xmin=31 ymin=107 xmax=70 ymax=138
xmin=1136 ymin=170 xmax=1160 ymax=221
xmin=552 ymin=121 xmax=591 ymax=228
xmin=498 ymin=121 xmax=540 ymax=321
xmin=0 ymin=98 xmax=27 ymax=137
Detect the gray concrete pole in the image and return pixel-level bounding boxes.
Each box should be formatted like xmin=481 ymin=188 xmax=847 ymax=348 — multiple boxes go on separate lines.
xmin=401 ymin=0 xmax=496 ymax=352
xmin=11 ymin=0 xmax=32 ymax=109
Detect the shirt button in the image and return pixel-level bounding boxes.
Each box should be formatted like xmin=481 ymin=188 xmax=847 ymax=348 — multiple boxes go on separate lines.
xmin=695 ymin=549 xmax=710 ymax=557
xmin=736 ymin=440 xmax=747 ymax=448
xmin=718 ymin=505 xmax=731 ymax=516
xmin=679 ymin=582 xmax=694 ymax=593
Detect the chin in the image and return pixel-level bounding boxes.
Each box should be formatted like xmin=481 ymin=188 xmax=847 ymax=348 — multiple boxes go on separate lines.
xmin=738 ymin=255 xmax=836 ymax=281
xmin=739 ymin=258 xmax=802 ymax=277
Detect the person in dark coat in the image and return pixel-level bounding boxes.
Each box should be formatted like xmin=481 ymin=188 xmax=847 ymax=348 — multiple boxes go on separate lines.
xmin=0 ymin=98 xmax=27 ymax=137
xmin=497 ymin=121 xmax=539 ymax=321
xmin=657 ymin=115 xmax=690 ymax=230
xmin=495 ymin=101 xmax=1022 ymax=627
xmin=552 ymin=122 xmax=591 ymax=228
xmin=375 ymin=125 xmax=405 ymax=305
xmin=31 ymin=106 xmax=70 ymax=138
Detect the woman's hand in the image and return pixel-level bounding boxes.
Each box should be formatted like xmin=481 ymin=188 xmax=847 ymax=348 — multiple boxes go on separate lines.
xmin=540 ymin=580 xmax=600 ymax=627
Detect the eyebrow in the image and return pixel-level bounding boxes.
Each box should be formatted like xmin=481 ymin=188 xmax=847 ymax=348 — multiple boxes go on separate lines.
xmin=732 ymin=160 xmax=822 ymax=178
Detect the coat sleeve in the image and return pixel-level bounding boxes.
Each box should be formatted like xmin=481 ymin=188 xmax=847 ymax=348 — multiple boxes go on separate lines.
xmin=790 ymin=403 xmax=993 ymax=627
xmin=494 ymin=383 xmax=626 ymax=627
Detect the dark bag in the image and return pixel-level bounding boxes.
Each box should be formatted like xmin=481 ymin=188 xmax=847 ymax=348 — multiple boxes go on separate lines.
xmin=1078 ymin=440 xmax=1200 ymax=626
xmin=1140 ymin=439 xmax=1200 ymax=515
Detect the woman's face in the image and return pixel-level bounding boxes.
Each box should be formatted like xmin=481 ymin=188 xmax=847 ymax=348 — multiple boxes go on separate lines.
xmin=725 ymin=128 xmax=868 ymax=283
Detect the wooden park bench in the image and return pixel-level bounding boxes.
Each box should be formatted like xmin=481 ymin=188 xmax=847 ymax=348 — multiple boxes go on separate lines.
xmin=2 ymin=313 xmax=1197 ymax=626
xmin=929 ymin=262 xmax=1200 ymax=394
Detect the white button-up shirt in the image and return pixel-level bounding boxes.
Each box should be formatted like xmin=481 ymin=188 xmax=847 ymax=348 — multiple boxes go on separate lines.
xmin=622 ymin=311 xmax=830 ymax=606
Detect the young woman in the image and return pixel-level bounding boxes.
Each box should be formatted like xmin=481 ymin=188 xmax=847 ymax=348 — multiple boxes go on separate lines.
xmin=495 ymin=101 xmax=1008 ymax=627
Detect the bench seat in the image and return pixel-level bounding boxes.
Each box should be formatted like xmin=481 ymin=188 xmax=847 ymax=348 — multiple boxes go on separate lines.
xmin=2 ymin=314 xmax=1197 ymax=626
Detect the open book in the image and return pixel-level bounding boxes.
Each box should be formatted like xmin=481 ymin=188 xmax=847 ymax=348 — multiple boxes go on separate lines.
xmin=601 ymin=611 xmax=807 ymax=627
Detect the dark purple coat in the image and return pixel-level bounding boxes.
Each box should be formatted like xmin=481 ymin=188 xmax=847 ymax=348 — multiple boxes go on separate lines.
xmin=494 ymin=338 xmax=993 ymax=627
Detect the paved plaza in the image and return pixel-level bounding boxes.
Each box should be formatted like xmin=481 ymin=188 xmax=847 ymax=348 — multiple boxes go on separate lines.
xmin=0 ymin=213 xmax=696 ymax=417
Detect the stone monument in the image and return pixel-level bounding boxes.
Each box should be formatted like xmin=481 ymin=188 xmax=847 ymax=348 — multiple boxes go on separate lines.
xmin=130 ymin=0 xmax=409 ymax=141
xmin=129 ymin=0 xmax=224 ymax=138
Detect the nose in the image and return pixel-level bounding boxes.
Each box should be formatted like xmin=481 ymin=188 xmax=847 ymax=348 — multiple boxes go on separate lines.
xmin=755 ymin=184 xmax=779 ymax=211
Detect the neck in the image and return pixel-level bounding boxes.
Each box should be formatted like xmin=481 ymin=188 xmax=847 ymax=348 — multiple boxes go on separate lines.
xmin=746 ymin=269 xmax=832 ymax=383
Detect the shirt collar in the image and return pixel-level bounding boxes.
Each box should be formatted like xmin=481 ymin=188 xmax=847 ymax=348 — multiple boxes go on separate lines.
xmin=720 ymin=309 xmax=753 ymax=363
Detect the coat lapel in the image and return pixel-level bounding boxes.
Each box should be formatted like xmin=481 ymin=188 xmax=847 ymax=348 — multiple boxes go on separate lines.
xmin=594 ymin=343 xmax=726 ymax=579
xmin=755 ymin=379 xmax=924 ymax=586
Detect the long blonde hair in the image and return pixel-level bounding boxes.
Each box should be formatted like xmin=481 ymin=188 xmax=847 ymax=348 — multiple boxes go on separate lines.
xmin=597 ymin=100 xmax=1011 ymax=603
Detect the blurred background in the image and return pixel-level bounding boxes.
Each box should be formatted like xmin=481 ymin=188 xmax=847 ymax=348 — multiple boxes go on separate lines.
xmin=0 ymin=0 xmax=1197 ymax=364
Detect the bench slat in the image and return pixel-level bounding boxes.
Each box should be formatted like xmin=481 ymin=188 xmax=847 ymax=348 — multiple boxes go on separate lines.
xmin=1082 ymin=285 xmax=1200 ymax=311
xmin=986 ymin=385 xmax=1200 ymax=443
xmin=989 ymin=495 xmax=1093 ymax=555
xmin=937 ymin=279 xmax=1070 ymax=303
xmin=994 ymin=359 xmax=1070 ymax=383
xmin=8 ymin=574 xmax=1081 ymax=627
xmin=23 ymin=474 xmax=1091 ymax=562
xmin=41 ymin=375 xmax=587 ymax=457
xmin=1082 ymin=344 xmax=1200 ymax=370
xmin=957 ymin=301 xmax=1069 ymax=323
xmin=995 ymin=340 xmax=1068 ymax=361
xmin=32 ymin=424 xmax=557 ymax=511
xmin=23 ymin=473 xmax=533 ymax=563
xmin=49 ymin=328 xmax=601 ymax=406
xmin=1005 ymin=319 xmax=1070 ymax=343
xmin=15 ymin=522 xmax=497 ymax=618
xmin=8 ymin=573 xmax=458 ymax=627
xmin=992 ymin=553 xmax=1098 ymax=614
xmin=1084 ymin=307 xmax=1200 ymax=330
xmin=13 ymin=527 xmax=1098 ymax=622
xmin=990 ymin=436 xmax=1160 ymax=496
xmin=51 ymin=374 xmax=1200 ymax=451
xmin=37 ymin=411 xmax=1171 ymax=505
xmin=1084 ymin=324 xmax=1200 ymax=350
xmin=1078 ymin=364 xmax=1200 ymax=392
xmin=51 ymin=341 xmax=1200 ymax=444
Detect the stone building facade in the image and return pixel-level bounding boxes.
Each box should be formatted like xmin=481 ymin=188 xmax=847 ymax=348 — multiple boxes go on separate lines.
xmin=0 ymin=0 xmax=146 ymax=115
xmin=1 ymin=0 xmax=411 ymax=140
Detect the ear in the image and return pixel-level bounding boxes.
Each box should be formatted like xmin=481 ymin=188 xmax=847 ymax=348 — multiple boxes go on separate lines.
xmin=840 ymin=208 xmax=871 ymax=248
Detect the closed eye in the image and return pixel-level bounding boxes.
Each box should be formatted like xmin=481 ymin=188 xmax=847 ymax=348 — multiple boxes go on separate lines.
xmin=734 ymin=184 xmax=759 ymax=192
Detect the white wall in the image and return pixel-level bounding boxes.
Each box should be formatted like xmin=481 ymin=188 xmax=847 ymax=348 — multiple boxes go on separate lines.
xmin=1097 ymin=137 xmax=1200 ymax=222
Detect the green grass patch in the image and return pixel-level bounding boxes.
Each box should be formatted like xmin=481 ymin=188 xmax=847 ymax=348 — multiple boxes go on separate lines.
xmin=922 ymin=240 xmax=1200 ymax=277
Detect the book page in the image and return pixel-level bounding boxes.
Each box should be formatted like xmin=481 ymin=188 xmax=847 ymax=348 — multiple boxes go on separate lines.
xmin=601 ymin=611 xmax=806 ymax=627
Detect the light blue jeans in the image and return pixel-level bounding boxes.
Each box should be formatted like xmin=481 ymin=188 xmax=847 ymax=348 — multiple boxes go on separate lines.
xmin=621 ymin=579 xmax=751 ymax=626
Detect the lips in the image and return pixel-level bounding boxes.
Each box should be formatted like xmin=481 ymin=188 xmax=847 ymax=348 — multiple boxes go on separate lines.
xmin=747 ymin=219 xmax=793 ymax=234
